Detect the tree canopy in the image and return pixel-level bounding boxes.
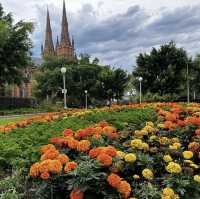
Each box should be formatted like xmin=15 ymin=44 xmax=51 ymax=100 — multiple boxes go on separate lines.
xmin=133 ymin=41 xmax=191 ymax=98
xmin=0 ymin=3 xmax=33 ymax=87
xmin=34 ymin=55 xmax=129 ymax=107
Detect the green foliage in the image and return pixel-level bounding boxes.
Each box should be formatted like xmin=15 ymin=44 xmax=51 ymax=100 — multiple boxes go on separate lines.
xmin=34 ymin=56 xmax=129 ymax=107
xmin=0 ymin=3 xmax=33 ymax=86
xmin=133 ymin=41 xmax=191 ymax=97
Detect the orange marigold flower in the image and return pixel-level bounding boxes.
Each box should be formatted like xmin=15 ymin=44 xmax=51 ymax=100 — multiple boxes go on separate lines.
xmin=29 ymin=162 xmax=40 ymax=177
xmin=176 ymin=120 xmax=185 ymax=127
xmin=40 ymin=149 xmax=60 ymax=161
xmin=77 ymin=140 xmax=91 ymax=152
xmin=93 ymin=126 xmax=103 ymax=135
xmin=64 ymin=161 xmax=77 ymax=173
xmin=105 ymin=146 xmax=117 ymax=157
xmin=49 ymin=137 xmax=65 ymax=145
xmin=117 ymin=181 xmax=131 ymax=198
xmin=107 ymin=173 xmax=121 ymax=188
xmin=97 ymin=153 xmax=112 ymax=167
xmin=165 ymin=113 xmax=177 ymax=122
xmin=188 ymin=142 xmax=200 ymax=152
xmin=40 ymin=172 xmax=50 ymax=180
xmin=98 ymin=120 xmax=109 ymax=128
xmin=67 ymin=139 xmax=79 ymax=150
xmin=63 ymin=129 xmax=74 ymax=137
xmin=103 ymin=126 xmax=116 ymax=135
xmin=56 ymin=154 xmax=70 ymax=165
xmin=48 ymin=160 xmax=62 ymax=174
xmin=89 ymin=148 xmax=102 ymax=158
xmin=39 ymin=160 xmax=51 ymax=173
xmin=164 ymin=121 xmax=176 ymax=129
xmin=195 ymin=129 xmax=200 ymax=137
xmin=70 ymin=189 xmax=84 ymax=199
xmin=41 ymin=144 xmax=56 ymax=154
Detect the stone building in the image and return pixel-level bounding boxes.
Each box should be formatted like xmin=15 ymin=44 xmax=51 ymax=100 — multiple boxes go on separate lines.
xmin=42 ymin=0 xmax=75 ymax=60
xmin=11 ymin=1 xmax=75 ymax=98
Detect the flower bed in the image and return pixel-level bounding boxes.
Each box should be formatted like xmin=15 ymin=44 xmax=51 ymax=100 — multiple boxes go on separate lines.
xmin=28 ymin=103 xmax=200 ymax=199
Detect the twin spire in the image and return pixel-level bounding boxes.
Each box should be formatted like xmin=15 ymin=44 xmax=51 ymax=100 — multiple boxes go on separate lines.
xmin=42 ymin=1 xmax=75 ymax=60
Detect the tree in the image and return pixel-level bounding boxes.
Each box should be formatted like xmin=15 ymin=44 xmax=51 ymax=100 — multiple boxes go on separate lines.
xmin=34 ymin=56 xmax=129 ymax=107
xmin=190 ymin=54 xmax=200 ymax=99
xmin=0 ymin=3 xmax=33 ymax=90
xmin=133 ymin=41 xmax=191 ymax=97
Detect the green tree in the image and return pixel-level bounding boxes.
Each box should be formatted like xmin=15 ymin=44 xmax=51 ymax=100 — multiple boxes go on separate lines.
xmin=34 ymin=56 xmax=129 ymax=107
xmin=190 ymin=54 xmax=200 ymax=100
xmin=133 ymin=41 xmax=190 ymax=97
xmin=0 ymin=3 xmax=33 ymax=90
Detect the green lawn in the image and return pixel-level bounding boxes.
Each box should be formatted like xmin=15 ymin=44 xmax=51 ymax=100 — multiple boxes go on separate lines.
xmin=0 ymin=116 xmax=27 ymax=125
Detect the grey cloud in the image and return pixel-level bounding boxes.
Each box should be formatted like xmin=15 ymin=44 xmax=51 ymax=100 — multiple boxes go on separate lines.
xmin=32 ymin=3 xmax=200 ymax=71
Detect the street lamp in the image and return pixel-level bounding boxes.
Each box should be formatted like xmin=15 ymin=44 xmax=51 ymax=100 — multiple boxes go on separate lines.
xmin=61 ymin=67 xmax=67 ymax=109
xmin=186 ymin=62 xmax=190 ymax=104
xmin=138 ymin=77 xmax=143 ymax=104
xmin=85 ymin=90 xmax=88 ymax=109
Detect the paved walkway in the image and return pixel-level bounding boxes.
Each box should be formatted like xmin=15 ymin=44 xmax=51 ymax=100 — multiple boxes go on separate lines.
xmin=0 ymin=112 xmax=48 ymax=119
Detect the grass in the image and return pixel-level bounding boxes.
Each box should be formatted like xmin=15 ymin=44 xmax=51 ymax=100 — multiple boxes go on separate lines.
xmin=0 ymin=116 xmax=27 ymax=126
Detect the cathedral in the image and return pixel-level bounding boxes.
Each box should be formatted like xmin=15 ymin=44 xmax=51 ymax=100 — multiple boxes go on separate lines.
xmin=10 ymin=1 xmax=75 ymax=98
xmin=41 ymin=1 xmax=75 ymax=60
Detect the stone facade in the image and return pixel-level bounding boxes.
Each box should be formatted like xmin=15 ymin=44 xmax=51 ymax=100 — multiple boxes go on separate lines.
xmin=42 ymin=1 xmax=75 ymax=60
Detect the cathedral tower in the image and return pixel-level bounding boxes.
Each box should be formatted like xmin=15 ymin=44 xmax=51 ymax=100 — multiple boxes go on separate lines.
xmin=56 ymin=1 xmax=75 ymax=60
xmin=42 ymin=1 xmax=75 ymax=60
xmin=42 ymin=8 xmax=55 ymax=57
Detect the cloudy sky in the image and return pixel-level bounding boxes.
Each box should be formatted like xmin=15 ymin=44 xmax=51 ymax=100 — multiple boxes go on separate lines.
xmin=1 ymin=0 xmax=200 ymax=71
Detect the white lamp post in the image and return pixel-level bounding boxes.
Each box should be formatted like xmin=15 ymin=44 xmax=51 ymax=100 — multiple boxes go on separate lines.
xmin=138 ymin=77 xmax=143 ymax=104
xmin=61 ymin=67 xmax=67 ymax=109
xmin=85 ymin=90 xmax=88 ymax=109
xmin=186 ymin=63 xmax=190 ymax=104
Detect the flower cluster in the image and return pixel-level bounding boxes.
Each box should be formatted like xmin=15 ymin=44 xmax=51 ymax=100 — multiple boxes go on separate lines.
xmin=29 ymin=103 xmax=200 ymax=199
xmin=107 ymin=173 xmax=131 ymax=198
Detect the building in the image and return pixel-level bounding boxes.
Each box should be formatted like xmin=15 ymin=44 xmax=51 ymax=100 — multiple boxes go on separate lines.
xmin=11 ymin=0 xmax=75 ymax=98
xmin=42 ymin=0 xmax=75 ymax=60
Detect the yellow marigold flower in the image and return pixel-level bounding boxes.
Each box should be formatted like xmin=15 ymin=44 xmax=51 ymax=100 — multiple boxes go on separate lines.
xmin=169 ymin=143 xmax=181 ymax=150
xmin=157 ymin=123 xmax=165 ymax=129
xmin=159 ymin=137 xmax=170 ymax=145
xmin=117 ymin=151 xmax=126 ymax=159
xmin=133 ymin=174 xmax=140 ymax=180
xmin=171 ymin=138 xmax=180 ymax=143
xmin=162 ymin=187 xmax=174 ymax=196
xmin=142 ymin=168 xmax=153 ymax=180
xmin=190 ymin=163 xmax=199 ymax=169
xmin=131 ymin=139 xmax=143 ymax=148
xmin=141 ymin=143 xmax=149 ymax=151
xmin=184 ymin=160 xmax=193 ymax=164
xmin=163 ymin=155 xmax=173 ymax=163
xmin=146 ymin=121 xmax=154 ymax=127
xmin=140 ymin=129 xmax=148 ymax=135
xmin=173 ymin=142 xmax=181 ymax=149
xmin=183 ymin=151 xmax=193 ymax=159
xmin=194 ymin=175 xmax=200 ymax=183
xmin=134 ymin=130 xmax=145 ymax=138
xmin=124 ymin=153 xmax=137 ymax=162
xmin=166 ymin=162 xmax=182 ymax=174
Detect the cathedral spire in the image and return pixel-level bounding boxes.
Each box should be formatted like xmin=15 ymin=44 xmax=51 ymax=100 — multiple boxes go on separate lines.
xmin=44 ymin=7 xmax=54 ymax=56
xmin=60 ymin=0 xmax=71 ymax=46
xmin=56 ymin=35 xmax=59 ymax=48
xmin=72 ymin=36 xmax=74 ymax=49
